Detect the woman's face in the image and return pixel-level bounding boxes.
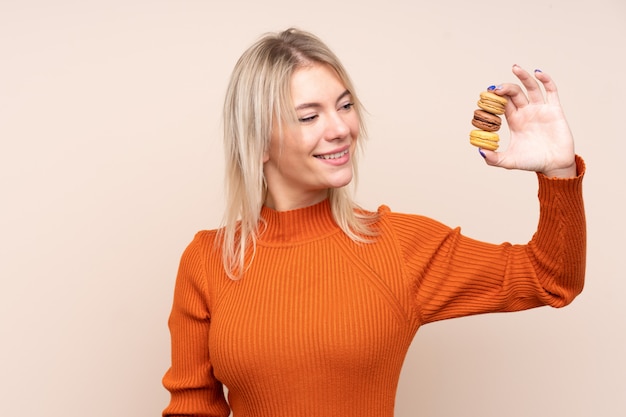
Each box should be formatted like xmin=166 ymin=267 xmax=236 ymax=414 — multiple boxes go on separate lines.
xmin=263 ymin=63 xmax=360 ymax=211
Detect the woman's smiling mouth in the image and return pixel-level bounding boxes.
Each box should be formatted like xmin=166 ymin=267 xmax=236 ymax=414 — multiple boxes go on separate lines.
xmin=314 ymin=148 xmax=349 ymax=160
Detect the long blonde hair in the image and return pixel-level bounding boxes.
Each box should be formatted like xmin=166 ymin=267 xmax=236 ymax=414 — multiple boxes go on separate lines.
xmin=219 ymin=28 xmax=377 ymax=279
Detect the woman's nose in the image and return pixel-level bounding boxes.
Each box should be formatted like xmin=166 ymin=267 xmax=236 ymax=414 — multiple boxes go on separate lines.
xmin=324 ymin=112 xmax=350 ymax=141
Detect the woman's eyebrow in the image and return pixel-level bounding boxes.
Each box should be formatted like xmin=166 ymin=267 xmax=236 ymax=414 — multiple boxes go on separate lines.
xmin=295 ymin=90 xmax=351 ymax=111
xmin=336 ymin=90 xmax=352 ymax=103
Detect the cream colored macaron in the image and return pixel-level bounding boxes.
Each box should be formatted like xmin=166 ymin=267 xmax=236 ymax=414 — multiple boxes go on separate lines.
xmin=477 ymin=91 xmax=507 ymax=115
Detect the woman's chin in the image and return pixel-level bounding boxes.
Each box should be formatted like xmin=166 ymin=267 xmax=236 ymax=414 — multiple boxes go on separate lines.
xmin=327 ymin=173 xmax=354 ymax=189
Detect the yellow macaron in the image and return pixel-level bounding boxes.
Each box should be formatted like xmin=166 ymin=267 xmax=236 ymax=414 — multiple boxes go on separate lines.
xmin=469 ymin=129 xmax=500 ymax=151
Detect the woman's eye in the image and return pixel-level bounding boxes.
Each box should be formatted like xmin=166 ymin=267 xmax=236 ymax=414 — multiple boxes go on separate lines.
xmin=298 ymin=114 xmax=318 ymax=123
xmin=340 ymin=102 xmax=354 ymax=111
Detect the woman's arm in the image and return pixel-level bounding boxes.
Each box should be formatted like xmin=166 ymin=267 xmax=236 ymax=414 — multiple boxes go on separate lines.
xmin=162 ymin=235 xmax=230 ymax=417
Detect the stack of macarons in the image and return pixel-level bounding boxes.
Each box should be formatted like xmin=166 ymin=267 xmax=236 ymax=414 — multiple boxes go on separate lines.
xmin=469 ymin=91 xmax=508 ymax=151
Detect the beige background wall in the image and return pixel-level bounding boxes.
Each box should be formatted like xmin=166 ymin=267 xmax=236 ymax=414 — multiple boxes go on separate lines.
xmin=1 ymin=0 xmax=624 ymax=416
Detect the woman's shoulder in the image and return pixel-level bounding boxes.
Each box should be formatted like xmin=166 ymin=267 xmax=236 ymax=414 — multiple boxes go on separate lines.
xmin=180 ymin=228 xmax=223 ymax=263
xmin=193 ymin=227 xmax=221 ymax=241
xmin=368 ymin=204 xmax=453 ymax=238
xmin=370 ymin=204 xmax=443 ymax=225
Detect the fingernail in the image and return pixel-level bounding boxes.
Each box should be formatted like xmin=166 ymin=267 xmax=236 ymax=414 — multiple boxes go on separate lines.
xmin=478 ymin=148 xmax=486 ymax=159
xmin=534 ymin=68 xmax=542 ymax=73
xmin=487 ymin=85 xmax=496 ymax=91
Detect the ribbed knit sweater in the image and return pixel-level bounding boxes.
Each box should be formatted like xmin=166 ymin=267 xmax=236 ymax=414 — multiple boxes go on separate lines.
xmin=162 ymin=156 xmax=586 ymax=417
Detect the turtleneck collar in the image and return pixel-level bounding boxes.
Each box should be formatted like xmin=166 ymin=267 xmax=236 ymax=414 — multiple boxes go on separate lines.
xmin=258 ymin=199 xmax=340 ymax=245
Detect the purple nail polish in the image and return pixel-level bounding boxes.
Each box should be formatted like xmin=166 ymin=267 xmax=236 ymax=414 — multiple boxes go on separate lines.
xmin=478 ymin=148 xmax=486 ymax=158
xmin=534 ymin=68 xmax=542 ymax=73
xmin=487 ymin=85 xmax=496 ymax=91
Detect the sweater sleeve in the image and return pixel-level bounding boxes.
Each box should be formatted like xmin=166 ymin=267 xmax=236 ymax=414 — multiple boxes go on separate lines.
xmin=162 ymin=233 xmax=231 ymax=417
xmin=392 ymin=155 xmax=586 ymax=325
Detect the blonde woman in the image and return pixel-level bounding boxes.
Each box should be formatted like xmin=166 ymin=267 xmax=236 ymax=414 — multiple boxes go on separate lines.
xmin=162 ymin=28 xmax=586 ymax=417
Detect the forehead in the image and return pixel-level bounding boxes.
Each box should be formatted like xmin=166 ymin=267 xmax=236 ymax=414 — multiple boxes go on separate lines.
xmin=290 ymin=64 xmax=348 ymax=104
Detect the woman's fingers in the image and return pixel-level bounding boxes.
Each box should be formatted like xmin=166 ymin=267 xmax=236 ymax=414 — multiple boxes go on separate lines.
xmin=511 ymin=64 xmax=545 ymax=104
xmin=492 ymin=83 xmax=527 ymax=116
xmin=488 ymin=65 xmax=563 ymax=123
xmin=533 ymin=69 xmax=562 ymax=105
xmin=491 ymin=65 xmax=562 ymax=111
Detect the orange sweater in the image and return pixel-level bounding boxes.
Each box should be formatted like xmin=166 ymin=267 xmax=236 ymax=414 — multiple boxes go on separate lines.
xmin=162 ymin=156 xmax=586 ymax=417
